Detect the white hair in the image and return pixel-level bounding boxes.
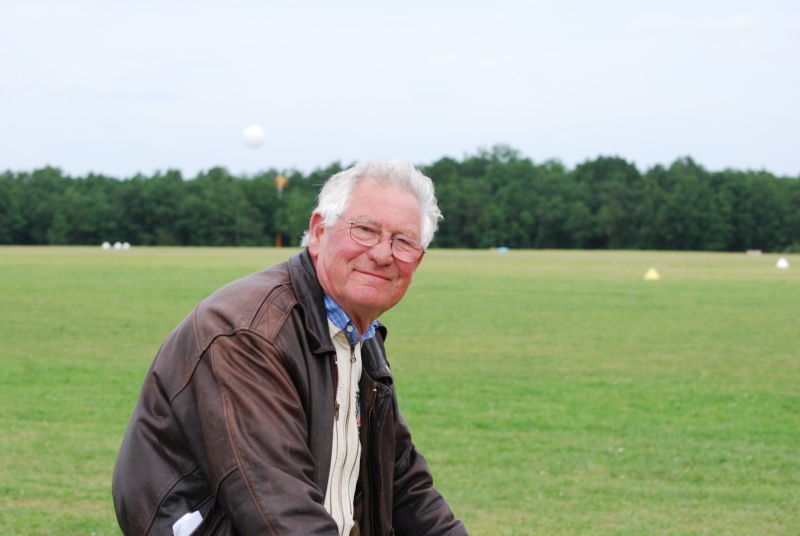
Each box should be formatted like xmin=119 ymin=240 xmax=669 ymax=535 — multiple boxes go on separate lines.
xmin=300 ymin=157 xmax=442 ymax=248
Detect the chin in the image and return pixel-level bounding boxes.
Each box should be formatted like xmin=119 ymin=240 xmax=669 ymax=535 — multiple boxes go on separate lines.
xmin=349 ymin=292 xmax=396 ymax=313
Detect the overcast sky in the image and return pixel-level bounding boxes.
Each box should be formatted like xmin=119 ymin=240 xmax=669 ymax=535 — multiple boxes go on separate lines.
xmin=1 ymin=0 xmax=798 ymax=179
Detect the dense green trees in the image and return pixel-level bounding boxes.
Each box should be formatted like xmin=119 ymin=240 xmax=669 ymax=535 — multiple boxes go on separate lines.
xmin=1 ymin=147 xmax=798 ymax=251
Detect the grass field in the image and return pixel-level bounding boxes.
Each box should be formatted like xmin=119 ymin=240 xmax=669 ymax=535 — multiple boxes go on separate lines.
xmin=1 ymin=247 xmax=798 ymax=535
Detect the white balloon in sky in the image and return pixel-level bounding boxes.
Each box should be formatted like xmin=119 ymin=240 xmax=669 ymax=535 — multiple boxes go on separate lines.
xmin=242 ymin=124 xmax=266 ymax=149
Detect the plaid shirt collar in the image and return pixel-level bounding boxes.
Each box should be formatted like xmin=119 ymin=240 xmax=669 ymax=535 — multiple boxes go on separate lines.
xmin=323 ymin=292 xmax=378 ymax=345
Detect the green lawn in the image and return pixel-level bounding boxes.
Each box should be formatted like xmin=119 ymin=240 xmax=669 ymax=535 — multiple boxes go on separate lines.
xmin=1 ymin=247 xmax=798 ymax=535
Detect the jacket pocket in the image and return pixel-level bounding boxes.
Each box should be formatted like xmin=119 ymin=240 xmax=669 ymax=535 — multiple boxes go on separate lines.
xmin=198 ymin=502 xmax=231 ymax=535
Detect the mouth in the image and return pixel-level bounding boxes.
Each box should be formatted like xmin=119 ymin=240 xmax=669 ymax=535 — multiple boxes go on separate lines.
xmin=354 ymin=268 xmax=391 ymax=282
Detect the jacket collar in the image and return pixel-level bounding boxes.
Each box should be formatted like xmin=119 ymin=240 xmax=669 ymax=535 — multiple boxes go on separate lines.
xmin=287 ymin=249 xmax=333 ymax=356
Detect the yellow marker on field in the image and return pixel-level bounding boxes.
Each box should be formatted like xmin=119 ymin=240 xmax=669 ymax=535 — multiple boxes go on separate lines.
xmin=644 ymin=267 xmax=661 ymax=281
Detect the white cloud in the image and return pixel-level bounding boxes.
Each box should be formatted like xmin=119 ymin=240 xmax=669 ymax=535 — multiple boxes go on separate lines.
xmin=727 ymin=12 xmax=760 ymax=28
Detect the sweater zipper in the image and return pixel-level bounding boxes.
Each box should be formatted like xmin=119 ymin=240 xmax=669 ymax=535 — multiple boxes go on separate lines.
xmin=332 ymin=354 xmax=340 ymax=420
xmin=333 ymin=344 xmax=356 ymax=421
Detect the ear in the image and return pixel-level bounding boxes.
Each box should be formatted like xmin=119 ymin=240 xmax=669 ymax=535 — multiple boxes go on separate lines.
xmin=306 ymin=212 xmax=325 ymax=259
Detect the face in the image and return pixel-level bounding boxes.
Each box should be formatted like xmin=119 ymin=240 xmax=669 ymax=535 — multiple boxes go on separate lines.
xmin=307 ymin=179 xmax=424 ymax=332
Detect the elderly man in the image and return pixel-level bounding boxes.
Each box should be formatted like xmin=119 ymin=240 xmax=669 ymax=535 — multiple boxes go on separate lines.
xmin=112 ymin=158 xmax=468 ymax=536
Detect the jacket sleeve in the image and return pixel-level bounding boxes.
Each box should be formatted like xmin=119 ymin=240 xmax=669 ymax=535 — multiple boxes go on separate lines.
xmin=177 ymin=329 xmax=339 ymax=535
xmin=389 ymin=405 xmax=469 ymax=536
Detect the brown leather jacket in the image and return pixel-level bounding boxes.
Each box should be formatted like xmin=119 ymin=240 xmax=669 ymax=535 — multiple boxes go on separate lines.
xmin=112 ymin=250 xmax=467 ymax=536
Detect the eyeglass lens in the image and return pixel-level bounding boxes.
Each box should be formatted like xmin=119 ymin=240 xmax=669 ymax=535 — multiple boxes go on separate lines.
xmin=348 ymin=222 xmax=423 ymax=262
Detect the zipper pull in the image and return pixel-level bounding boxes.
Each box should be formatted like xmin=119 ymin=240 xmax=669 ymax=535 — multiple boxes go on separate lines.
xmin=335 ymin=401 xmax=340 ymax=420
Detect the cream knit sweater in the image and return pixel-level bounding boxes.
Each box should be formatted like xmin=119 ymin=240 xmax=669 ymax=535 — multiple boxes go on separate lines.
xmin=324 ymin=321 xmax=363 ymax=536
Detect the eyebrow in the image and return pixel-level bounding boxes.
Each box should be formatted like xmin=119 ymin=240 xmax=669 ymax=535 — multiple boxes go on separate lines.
xmin=349 ymin=216 xmax=419 ymax=240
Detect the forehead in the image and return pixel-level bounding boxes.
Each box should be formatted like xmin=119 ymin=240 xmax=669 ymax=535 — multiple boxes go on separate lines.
xmin=344 ymin=180 xmax=422 ymax=236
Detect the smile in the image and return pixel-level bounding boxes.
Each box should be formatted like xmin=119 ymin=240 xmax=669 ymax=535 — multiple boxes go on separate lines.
xmin=354 ymin=269 xmax=391 ymax=281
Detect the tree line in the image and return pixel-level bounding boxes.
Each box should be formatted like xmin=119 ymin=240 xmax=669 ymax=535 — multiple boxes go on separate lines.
xmin=1 ymin=145 xmax=798 ymax=252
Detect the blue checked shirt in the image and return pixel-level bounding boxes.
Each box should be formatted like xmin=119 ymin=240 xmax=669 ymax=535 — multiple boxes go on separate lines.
xmin=323 ymin=292 xmax=378 ymax=345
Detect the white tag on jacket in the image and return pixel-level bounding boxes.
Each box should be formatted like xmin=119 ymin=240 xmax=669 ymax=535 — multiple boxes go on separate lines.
xmin=172 ymin=510 xmax=203 ymax=536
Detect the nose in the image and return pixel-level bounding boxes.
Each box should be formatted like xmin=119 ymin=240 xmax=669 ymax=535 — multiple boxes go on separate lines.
xmin=367 ymin=235 xmax=394 ymax=265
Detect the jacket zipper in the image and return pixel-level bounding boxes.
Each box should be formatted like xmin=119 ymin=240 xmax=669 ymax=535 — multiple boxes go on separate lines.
xmin=366 ymin=383 xmax=379 ymax=534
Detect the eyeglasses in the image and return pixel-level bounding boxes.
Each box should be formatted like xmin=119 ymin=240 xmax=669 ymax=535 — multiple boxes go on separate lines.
xmin=337 ymin=215 xmax=426 ymax=263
